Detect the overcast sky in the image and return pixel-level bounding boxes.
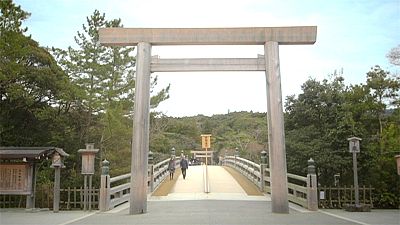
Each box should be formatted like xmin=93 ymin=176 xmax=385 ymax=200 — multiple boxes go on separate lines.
xmin=15 ymin=0 xmax=399 ymax=117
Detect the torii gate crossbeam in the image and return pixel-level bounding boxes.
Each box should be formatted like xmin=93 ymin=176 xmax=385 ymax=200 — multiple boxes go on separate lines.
xmin=99 ymin=26 xmax=317 ymax=215
xmin=151 ymin=55 xmax=266 ymax=72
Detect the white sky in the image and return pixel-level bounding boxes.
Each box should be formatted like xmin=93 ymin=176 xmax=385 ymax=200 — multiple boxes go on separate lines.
xmin=16 ymin=0 xmax=400 ymax=117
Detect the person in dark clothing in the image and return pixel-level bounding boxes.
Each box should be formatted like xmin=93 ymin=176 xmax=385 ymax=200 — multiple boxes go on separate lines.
xmin=180 ymin=155 xmax=189 ymax=179
xmin=168 ymin=156 xmax=175 ymax=180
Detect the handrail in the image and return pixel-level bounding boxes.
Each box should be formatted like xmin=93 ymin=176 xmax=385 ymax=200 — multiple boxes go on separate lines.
xmin=287 ymin=173 xmax=307 ymax=182
xmin=110 ymin=173 xmax=130 ymax=183
xmin=222 ymin=156 xmax=315 ymax=210
xmin=100 ymin=157 xmax=181 ymax=211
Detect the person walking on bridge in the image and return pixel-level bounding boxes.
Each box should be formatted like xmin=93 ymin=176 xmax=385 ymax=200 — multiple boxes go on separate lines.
xmin=168 ymin=156 xmax=175 ymax=180
xmin=180 ymin=155 xmax=189 ymax=179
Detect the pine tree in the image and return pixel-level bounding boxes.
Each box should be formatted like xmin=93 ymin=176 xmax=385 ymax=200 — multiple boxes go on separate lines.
xmin=52 ymin=10 xmax=170 ymax=161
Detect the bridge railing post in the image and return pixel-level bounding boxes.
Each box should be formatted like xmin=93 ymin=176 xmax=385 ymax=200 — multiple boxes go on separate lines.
xmin=260 ymin=150 xmax=268 ymax=192
xmin=99 ymin=159 xmax=110 ymax=212
xmin=307 ymin=158 xmax=318 ymax=211
xmin=148 ymin=151 xmax=154 ymax=192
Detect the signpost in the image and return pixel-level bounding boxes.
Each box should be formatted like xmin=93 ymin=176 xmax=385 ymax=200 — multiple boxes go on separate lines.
xmin=0 ymin=164 xmax=30 ymax=194
xmin=201 ymin=134 xmax=211 ymax=193
xmin=0 ymin=147 xmax=68 ymax=210
xmin=201 ymin=134 xmax=211 ymax=165
xmin=78 ymin=143 xmax=99 ymax=211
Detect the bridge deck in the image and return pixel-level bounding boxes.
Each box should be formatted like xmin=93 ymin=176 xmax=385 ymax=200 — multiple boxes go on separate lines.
xmin=151 ymin=165 xmax=265 ymax=201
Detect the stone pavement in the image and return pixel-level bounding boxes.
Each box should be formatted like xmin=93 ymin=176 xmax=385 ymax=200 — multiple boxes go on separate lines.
xmin=1 ymin=202 xmax=399 ymax=225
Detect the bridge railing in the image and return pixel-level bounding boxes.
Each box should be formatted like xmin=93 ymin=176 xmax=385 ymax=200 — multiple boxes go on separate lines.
xmin=222 ymin=156 xmax=318 ymax=211
xmin=99 ymin=157 xmax=180 ymax=211
xmin=224 ymin=156 xmax=262 ymax=187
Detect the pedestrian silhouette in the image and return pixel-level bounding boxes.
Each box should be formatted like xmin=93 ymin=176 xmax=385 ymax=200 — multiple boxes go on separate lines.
xmin=180 ymin=155 xmax=189 ymax=179
xmin=168 ymin=156 xmax=175 ymax=180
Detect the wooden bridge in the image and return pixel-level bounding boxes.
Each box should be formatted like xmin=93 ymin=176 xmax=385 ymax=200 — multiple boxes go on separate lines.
xmin=1 ymin=156 xmax=397 ymax=225
xmin=98 ymin=156 xmax=317 ymax=211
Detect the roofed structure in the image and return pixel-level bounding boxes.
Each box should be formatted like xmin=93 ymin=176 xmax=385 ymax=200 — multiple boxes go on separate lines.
xmin=0 ymin=147 xmax=69 ymax=160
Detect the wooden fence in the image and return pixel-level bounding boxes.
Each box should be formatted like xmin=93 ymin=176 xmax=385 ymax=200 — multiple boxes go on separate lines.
xmin=318 ymin=185 xmax=374 ymax=209
xmin=0 ymin=185 xmax=99 ymax=210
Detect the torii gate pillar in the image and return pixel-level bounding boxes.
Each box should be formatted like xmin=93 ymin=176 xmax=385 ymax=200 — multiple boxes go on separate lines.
xmin=264 ymin=41 xmax=289 ymax=213
xmin=130 ymin=42 xmax=151 ymax=214
xmin=99 ymin=26 xmax=317 ymax=214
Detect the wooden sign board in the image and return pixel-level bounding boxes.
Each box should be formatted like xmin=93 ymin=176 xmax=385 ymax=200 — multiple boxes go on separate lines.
xmin=201 ymin=134 xmax=211 ymax=149
xmin=349 ymin=140 xmax=360 ymax=153
xmin=81 ymin=153 xmax=96 ymax=175
xmin=0 ymin=163 xmax=30 ymax=195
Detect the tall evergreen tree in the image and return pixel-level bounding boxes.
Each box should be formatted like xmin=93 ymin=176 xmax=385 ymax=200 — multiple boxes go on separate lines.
xmin=52 ymin=10 xmax=170 ymax=161
xmin=0 ymin=0 xmax=76 ymax=146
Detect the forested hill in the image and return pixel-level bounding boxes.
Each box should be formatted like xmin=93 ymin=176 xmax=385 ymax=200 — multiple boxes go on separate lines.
xmin=150 ymin=111 xmax=268 ymax=162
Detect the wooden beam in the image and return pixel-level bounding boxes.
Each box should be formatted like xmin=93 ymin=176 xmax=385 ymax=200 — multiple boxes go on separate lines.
xmin=99 ymin=26 xmax=317 ymax=46
xmin=264 ymin=41 xmax=289 ymax=213
xmin=130 ymin=42 xmax=151 ymax=215
xmin=151 ymin=55 xmax=265 ymax=72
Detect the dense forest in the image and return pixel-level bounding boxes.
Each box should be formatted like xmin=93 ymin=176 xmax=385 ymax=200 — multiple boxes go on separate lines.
xmin=1 ymin=1 xmax=399 ymax=208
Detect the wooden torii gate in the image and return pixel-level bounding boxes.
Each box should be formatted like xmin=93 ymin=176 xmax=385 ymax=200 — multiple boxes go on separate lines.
xmin=99 ymin=26 xmax=317 ymax=214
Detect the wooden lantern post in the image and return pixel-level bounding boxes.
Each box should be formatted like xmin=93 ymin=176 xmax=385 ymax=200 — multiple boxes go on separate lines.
xmin=347 ymin=137 xmax=361 ymax=207
xmin=50 ymin=151 xmax=68 ymax=213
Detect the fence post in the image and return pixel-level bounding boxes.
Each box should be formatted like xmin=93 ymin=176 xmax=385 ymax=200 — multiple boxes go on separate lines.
xmin=234 ymin=148 xmax=239 ymax=170
xmin=307 ymin=158 xmax=318 ymax=211
xmin=260 ymin=150 xmax=268 ymax=192
xmin=99 ymin=159 xmax=110 ymax=212
xmin=148 ymin=151 xmax=154 ymax=192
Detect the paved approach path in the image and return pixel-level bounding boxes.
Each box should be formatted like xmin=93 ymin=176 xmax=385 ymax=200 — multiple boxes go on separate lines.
xmin=1 ymin=203 xmax=398 ymax=225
